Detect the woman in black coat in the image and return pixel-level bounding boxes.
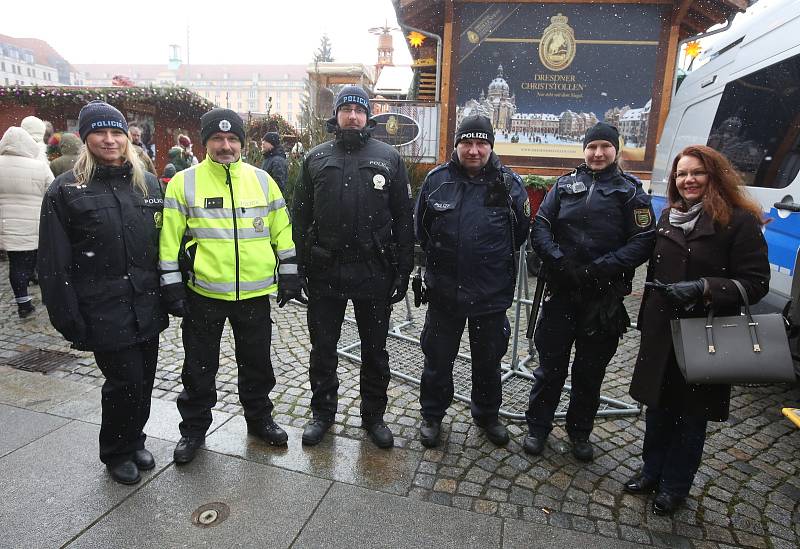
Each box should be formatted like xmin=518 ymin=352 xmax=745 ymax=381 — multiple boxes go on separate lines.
xmin=38 ymin=101 xmax=167 ymax=485
xmin=626 ymin=145 xmax=769 ymax=514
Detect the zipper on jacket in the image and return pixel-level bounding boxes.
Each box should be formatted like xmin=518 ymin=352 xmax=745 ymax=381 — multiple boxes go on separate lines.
xmin=586 ymin=173 xmax=597 ymax=206
xmin=224 ymin=165 xmax=240 ymax=300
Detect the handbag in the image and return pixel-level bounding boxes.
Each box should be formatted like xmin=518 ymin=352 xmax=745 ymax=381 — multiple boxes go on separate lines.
xmin=670 ymin=279 xmax=795 ymax=384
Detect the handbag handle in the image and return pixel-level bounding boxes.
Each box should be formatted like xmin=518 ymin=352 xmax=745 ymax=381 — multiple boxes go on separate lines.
xmin=704 ymin=279 xmax=760 ymax=354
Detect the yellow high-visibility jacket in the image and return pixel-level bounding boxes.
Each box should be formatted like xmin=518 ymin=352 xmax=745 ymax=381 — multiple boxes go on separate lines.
xmin=159 ymin=156 xmax=296 ymax=301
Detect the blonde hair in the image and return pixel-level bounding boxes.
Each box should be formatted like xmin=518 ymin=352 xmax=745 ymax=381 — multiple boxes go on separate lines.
xmin=72 ymin=136 xmax=148 ymax=196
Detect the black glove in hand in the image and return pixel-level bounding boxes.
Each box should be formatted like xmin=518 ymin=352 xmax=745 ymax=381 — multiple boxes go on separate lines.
xmin=553 ymin=258 xmax=582 ymax=290
xmin=646 ymin=279 xmax=705 ymax=307
xmin=166 ymin=299 xmax=187 ymax=317
xmin=277 ymin=275 xmax=308 ymax=308
xmin=389 ymin=275 xmax=410 ymax=304
xmin=576 ymin=263 xmax=598 ymax=288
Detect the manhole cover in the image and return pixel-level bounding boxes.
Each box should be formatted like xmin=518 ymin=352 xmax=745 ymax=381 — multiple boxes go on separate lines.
xmin=191 ymin=502 xmax=230 ymax=528
xmin=4 ymin=349 xmax=79 ymax=373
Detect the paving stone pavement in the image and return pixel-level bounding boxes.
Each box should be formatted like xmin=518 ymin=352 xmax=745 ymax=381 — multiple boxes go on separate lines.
xmin=1 ymin=259 xmax=798 ymax=549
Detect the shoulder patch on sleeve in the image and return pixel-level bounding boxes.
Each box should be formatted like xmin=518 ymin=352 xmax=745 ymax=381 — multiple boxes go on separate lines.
xmin=634 ymin=208 xmax=652 ymax=228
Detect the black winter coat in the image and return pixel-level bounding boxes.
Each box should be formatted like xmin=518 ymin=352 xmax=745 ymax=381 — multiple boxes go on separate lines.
xmin=293 ymin=131 xmax=414 ymax=299
xmin=38 ymin=164 xmax=168 ymax=351
xmin=260 ymin=146 xmax=289 ymax=195
xmin=630 ymin=208 xmax=769 ymax=421
xmin=415 ymin=151 xmax=530 ymax=316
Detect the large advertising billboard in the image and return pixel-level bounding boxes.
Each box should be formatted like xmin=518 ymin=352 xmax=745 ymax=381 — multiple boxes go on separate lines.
xmin=454 ymin=2 xmax=667 ymax=167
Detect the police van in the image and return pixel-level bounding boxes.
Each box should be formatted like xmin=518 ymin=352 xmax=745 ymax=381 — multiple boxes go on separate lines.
xmin=651 ymin=0 xmax=800 ymax=320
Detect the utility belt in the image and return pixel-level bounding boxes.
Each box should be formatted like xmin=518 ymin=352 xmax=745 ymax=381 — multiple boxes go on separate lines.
xmin=310 ymin=241 xmax=397 ymax=268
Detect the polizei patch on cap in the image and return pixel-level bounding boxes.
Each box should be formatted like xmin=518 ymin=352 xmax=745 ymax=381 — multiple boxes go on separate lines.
xmin=341 ymin=95 xmax=369 ymax=108
xmin=219 ymin=120 xmax=232 ymax=131
xmin=90 ymin=120 xmax=125 ymax=130
xmin=634 ymin=208 xmax=652 ymax=228
xmin=460 ymin=132 xmax=489 ymax=141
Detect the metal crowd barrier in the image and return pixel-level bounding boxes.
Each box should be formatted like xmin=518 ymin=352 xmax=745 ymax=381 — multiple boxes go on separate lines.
xmin=335 ymin=244 xmax=641 ymax=421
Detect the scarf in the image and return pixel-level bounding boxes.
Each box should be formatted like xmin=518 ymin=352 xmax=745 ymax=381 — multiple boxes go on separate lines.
xmin=669 ymin=202 xmax=704 ymax=234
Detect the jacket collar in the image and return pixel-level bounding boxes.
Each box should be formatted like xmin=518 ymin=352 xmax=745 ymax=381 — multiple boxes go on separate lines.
xmin=576 ymin=162 xmax=620 ymax=182
xmin=202 ymin=155 xmax=243 ymax=176
xmin=449 ymin=150 xmax=503 ymax=180
xmin=658 ymin=207 xmax=716 ymax=246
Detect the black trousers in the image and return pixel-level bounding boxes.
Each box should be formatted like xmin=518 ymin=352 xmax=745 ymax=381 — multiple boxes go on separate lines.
xmin=7 ymin=250 xmax=36 ymax=301
xmin=307 ymin=294 xmax=391 ymax=423
xmin=420 ymin=304 xmax=510 ymax=423
xmin=94 ymin=338 xmax=158 ymax=465
xmin=526 ymin=292 xmax=620 ymax=439
xmin=177 ymin=292 xmax=276 ymax=437
xmin=641 ymin=407 xmax=708 ymax=498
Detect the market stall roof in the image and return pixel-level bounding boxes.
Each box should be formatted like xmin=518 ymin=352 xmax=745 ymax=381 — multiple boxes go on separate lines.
xmin=392 ymin=0 xmax=749 ymax=41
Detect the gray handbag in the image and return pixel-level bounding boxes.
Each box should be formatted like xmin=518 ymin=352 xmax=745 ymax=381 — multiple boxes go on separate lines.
xmin=670 ymin=280 xmax=795 ymax=384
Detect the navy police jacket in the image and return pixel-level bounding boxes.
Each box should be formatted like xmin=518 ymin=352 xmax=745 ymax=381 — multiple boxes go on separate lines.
xmin=415 ymin=151 xmax=530 ymax=316
xmin=532 ymin=163 xmax=655 ymax=290
xmin=38 ymin=164 xmax=167 ymax=351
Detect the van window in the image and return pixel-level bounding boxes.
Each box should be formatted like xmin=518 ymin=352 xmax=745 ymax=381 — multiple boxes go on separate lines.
xmin=707 ymin=53 xmax=800 ymax=188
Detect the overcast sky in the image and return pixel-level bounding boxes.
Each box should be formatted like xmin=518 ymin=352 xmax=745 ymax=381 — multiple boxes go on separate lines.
xmin=2 ymin=0 xmax=414 ymax=67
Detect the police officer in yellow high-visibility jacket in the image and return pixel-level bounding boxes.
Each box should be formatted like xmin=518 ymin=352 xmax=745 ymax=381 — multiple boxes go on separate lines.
xmin=159 ymin=108 xmax=303 ymax=465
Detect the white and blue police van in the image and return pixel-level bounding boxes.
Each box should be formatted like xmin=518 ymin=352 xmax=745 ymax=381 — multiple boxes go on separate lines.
xmin=651 ymin=0 xmax=800 ymax=317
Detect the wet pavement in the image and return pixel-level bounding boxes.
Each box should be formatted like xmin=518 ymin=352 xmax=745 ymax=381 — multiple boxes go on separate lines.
xmin=0 ymin=259 xmax=798 ymax=548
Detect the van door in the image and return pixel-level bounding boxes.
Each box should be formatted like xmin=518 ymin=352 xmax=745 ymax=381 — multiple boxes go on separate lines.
xmin=707 ymin=52 xmax=800 ymax=307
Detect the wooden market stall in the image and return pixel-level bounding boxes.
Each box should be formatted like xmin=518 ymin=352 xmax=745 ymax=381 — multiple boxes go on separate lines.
xmin=392 ymin=0 xmax=748 ymax=176
xmin=0 ymin=85 xmax=213 ymax=174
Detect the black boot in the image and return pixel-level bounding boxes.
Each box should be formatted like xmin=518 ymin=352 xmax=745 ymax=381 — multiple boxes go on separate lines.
xmin=133 ymin=449 xmax=155 ymax=471
xmin=173 ymin=436 xmax=205 ymax=464
xmin=623 ymin=473 xmax=658 ymax=494
xmin=652 ymin=491 xmax=685 ymax=515
xmin=107 ymin=460 xmax=141 ymax=485
xmin=475 ymin=418 xmax=509 ymax=446
xmin=363 ymin=420 xmax=394 ymax=449
xmin=570 ymin=436 xmax=594 ymax=462
xmin=247 ymin=417 xmax=288 ymax=446
xmin=302 ymin=419 xmax=332 ymax=446
xmin=17 ymin=300 xmax=35 ymax=319
xmin=419 ymin=419 xmax=441 ymax=448
xmin=523 ymin=434 xmax=547 ymax=455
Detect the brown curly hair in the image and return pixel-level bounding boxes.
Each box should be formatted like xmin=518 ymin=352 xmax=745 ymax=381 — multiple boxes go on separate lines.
xmin=666 ymin=145 xmax=766 ymax=227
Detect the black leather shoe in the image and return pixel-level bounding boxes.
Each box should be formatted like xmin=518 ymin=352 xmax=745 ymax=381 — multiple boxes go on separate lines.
xmin=107 ymin=460 xmax=141 ymax=485
xmin=652 ymin=491 xmax=685 ymax=515
xmin=623 ymin=473 xmax=658 ymax=494
xmin=302 ymin=419 xmax=332 ymax=446
xmin=173 ymin=436 xmax=205 ymax=464
xmin=363 ymin=420 xmax=394 ymax=449
xmin=570 ymin=438 xmax=594 ymax=462
xmin=419 ymin=419 xmax=441 ymax=448
xmin=475 ymin=418 xmax=509 ymax=446
xmin=248 ymin=418 xmax=288 ymax=446
xmin=523 ymin=434 xmax=546 ymax=455
xmin=133 ymin=449 xmax=155 ymax=471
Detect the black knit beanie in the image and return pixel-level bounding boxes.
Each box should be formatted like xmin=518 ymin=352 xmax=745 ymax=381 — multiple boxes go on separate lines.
xmin=454 ymin=115 xmax=495 ymax=148
xmin=583 ymin=122 xmax=620 ymax=152
xmin=200 ymin=108 xmax=245 ymax=145
xmin=262 ymin=132 xmax=280 ymax=147
xmin=78 ymin=100 xmax=128 ymax=142
xmin=333 ymin=86 xmax=371 ymax=116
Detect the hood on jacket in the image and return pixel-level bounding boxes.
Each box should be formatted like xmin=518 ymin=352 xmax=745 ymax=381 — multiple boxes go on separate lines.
xmin=59 ymin=133 xmax=82 ymax=156
xmin=168 ymin=146 xmax=183 ymax=160
xmin=21 ymin=116 xmax=46 ymax=143
xmin=0 ymin=126 xmax=40 ymax=159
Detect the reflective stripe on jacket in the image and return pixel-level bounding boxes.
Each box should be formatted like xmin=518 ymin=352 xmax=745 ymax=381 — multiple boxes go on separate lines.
xmin=159 ymin=156 xmax=295 ymax=301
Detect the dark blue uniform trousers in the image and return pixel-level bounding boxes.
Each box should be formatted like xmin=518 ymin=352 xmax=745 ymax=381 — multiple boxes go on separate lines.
xmin=177 ymin=292 xmax=276 ymax=437
xmin=526 ymin=292 xmax=619 ymax=440
xmin=420 ymin=303 xmax=510 ymax=423
xmin=642 ymin=407 xmax=707 ymax=498
xmin=307 ymin=294 xmax=392 ymax=423
xmin=94 ymin=338 xmax=158 ymax=465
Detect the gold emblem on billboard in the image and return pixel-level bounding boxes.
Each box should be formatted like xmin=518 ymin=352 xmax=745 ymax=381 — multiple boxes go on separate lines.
xmin=386 ymin=115 xmax=399 ymax=136
xmin=467 ymin=30 xmax=480 ymax=44
xmin=538 ymin=13 xmax=576 ymax=72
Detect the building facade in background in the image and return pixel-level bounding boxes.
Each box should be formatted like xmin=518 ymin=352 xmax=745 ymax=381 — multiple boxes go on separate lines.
xmin=0 ymin=34 xmax=82 ymax=87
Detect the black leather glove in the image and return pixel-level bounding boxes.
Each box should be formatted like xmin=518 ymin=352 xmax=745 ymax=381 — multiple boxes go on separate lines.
xmin=552 ymin=258 xmax=582 ymax=290
xmin=277 ymin=276 xmax=308 ymax=307
xmin=389 ymin=274 xmax=410 ymax=304
xmin=165 ymin=299 xmax=187 ymax=318
xmin=411 ymin=269 xmax=427 ymax=307
xmin=576 ymin=263 xmax=599 ymax=288
xmin=645 ymin=279 xmax=705 ymax=307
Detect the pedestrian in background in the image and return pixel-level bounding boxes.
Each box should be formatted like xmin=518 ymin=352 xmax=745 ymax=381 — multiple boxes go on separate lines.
xmin=21 ymin=115 xmax=48 ymax=161
xmin=524 ymin=122 xmax=655 ymax=462
xmin=159 ymin=108 xmax=300 ymax=464
xmin=414 ymin=115 xmax=530 ymax=448
xmin=0 ymin=126 xmax=53 ymax=318
xmin=260 ymin=131 xmax=288 ymax=195
xmin=626 ymin=145 xmax=769 ymax=515
xmin=129 ymin=123 xmax=157 ymax=175
xmin=38 ymin=101 xmax=167 ymax=485
xmin=293 ymin=86 xmax=414 ymax=448
xmin=48 ymin=132 xmax=82 ymax=177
